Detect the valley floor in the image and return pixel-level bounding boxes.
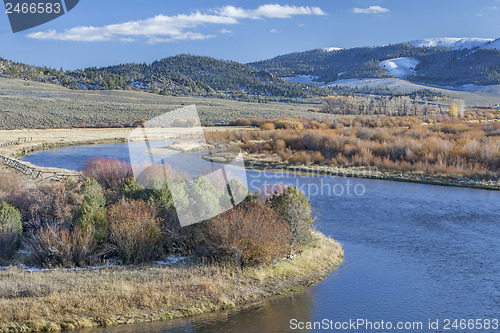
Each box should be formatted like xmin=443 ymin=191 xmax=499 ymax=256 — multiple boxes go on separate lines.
xmin=0 ymin=127 xmax=498 ymax=190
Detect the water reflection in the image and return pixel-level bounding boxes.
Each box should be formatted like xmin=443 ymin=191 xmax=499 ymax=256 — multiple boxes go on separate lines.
xmin=80 ymin=290 xmax=315 ymax=333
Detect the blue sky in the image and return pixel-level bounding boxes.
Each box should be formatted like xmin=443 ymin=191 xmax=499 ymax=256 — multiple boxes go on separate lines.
xmin=1 ymin=0 xmax=499 ymax=69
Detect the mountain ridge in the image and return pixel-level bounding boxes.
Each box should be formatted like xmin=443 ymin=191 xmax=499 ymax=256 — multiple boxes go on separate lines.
xmin=409 ymin=37 xmax=495 ymax=50
xmin=251 ymin=38 xmax=500 ymax=87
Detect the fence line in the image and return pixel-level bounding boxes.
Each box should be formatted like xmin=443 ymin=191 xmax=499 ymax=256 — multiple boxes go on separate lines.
xmin=0 ymin=137 xmax=33 ymax=147
xmin=0 ymin=155 xmax=81 ymax=182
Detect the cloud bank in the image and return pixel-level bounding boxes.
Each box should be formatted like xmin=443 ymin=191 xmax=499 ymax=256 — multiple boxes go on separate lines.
xmin=352 ymin=6 xmax=390 ymax=14
xmin=27 ymin=4 xmax=326 ymax=43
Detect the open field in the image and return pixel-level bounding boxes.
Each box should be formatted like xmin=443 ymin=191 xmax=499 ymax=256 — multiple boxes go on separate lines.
xmin=331 ymin=78 xmax=500 ymax=106
xmin=0 ymin=78 xmax=326 ymax=130
xmin=0 ymin=232 xmax=342 ymax=332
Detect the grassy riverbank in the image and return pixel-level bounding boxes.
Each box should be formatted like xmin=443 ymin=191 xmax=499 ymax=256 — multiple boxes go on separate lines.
xmin=0 ymin=231 xmax=342 ymax=332
xmin=206 ymin=117 xmax=500 ymax=191
xmin=209 ymin=154 xmax=500 ymax=190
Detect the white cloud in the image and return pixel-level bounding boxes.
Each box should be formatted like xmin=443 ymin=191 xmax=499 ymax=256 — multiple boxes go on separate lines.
xmin=352 ymin=6 xmax=390 ymax=14
xmin=27 ymin=4 xmax=326 ymax=43
xmin=270 ymin=28 xmax=279 ymax=33
xmin=218 ymin=4 xmax=326 ymax=19
xmin=219 ymin=28 xmax=233 ymax=34
xmin=28 ymin=12 xmax=236 ymax=42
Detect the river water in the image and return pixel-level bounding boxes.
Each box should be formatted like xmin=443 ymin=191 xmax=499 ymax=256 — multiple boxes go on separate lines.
xmin=22 ymin=143 xmax=500 ymax=333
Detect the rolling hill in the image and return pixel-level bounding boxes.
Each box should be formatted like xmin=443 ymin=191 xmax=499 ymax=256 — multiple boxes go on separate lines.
xmin=250 ymin=39 xmax=500 ymax=87
xmin=0 ymin=54 xmax=331 ymax=100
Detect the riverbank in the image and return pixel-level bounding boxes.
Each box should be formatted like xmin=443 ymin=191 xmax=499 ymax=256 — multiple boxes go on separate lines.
xmin=205 ymin=152 xmax=500 ymax=191
xmin=0 ymin=127 xmax=242 ymax=176
xmin=0 ymin=231 xmax=343 ymax=332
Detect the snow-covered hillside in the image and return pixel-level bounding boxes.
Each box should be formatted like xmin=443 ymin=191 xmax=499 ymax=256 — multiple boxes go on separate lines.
xmin=483 ymin=38 xmax=500 ymax=50
xmin=379 ymin=57 xmax=420 ymax=78
xmin=410 ymin=38 xmax=494 ymax=50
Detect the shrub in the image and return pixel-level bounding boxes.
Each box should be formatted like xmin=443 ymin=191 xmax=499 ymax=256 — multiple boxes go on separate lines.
xmin=0 ymin=170 xmax=24 ymax=197
xmin=107 ymin=199 xmax=162 ymax=264
xmin=119 ymin=177 xmax=147 ymax=200
xmin=0 ymin=202 xmax=23 ymax=260
xmin=274 ymin=119 xmax=304 ymax=130
xmin=205 ymin=201 xmax=291 ymax=266
xmin=260 ymin=122 xmax=275 ymax=131
xmin=74 ymin=179 xmax=108 ymax=243
xmin=82 ymin=157 xmax=132 ymax=190
xmin=24 ymin=225 xmax=96 ymax=267
xmin=311 ymin=151 xmax=324 ymax=164
xmin=289 ymin=151 xmax=311 ymax=164
xmin=11 ymin=180 xmax=82 ymax=228
xmin=270 ymin=187 xmax=313 ymax=248
xmin=143 ymin=178 xmax=175 ymax=209
xmin=228 ymin=177 xmax=249 ymax=205
xmin=188 ymin=176 xmax=222 ymax=221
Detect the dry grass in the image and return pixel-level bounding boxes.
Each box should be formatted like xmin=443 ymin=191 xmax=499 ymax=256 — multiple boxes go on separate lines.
xmin=0 ymin=78 xmax=325 ymax=130
xmin=0 ymin=231 xmax=342 ymax=332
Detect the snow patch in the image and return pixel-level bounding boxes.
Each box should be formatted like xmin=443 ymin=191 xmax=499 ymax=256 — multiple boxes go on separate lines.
xmin=324 ymin=47 xmax=343 ymax=52
xmin=0 ymin=263 xmax=125 ymax=273
xmin=411 ymin=38 xmax=494 ymax=50
xmin=154 ymin=256 xmax=187 ymax=265
xmin=130 ymin=81 xmax=147 ymax=89
xmin=483 ymin=38 xmax=500 ymax=50
xmin=379 ymin=57 xmax=420 ymax=78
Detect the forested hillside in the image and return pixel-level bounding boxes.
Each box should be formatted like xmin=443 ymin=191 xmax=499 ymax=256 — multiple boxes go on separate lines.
xmin=412 ymin=48 xmax=500 ymax=85
xmin=250 ymin=43 xmax=500 ymax=86
xmin=0 ymin=55 xmax=332 ymax=99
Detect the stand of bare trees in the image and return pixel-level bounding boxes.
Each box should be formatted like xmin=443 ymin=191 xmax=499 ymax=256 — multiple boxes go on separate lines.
xmin=322 ymin=95 xmax=465 ymax=117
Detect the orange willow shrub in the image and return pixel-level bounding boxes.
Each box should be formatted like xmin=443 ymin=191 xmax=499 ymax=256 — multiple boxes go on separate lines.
xmin=107 ymin=199 xmax=162 ymax=264
xmin=82 ymin=157 xmax=132 ymax=190
xmin=208 ymin=116 xmax=499 ymax=179
xmin=205 ymin=201 xmax=291 ymax=266
xmin=260 ymin=122 xmax=276 ymax=131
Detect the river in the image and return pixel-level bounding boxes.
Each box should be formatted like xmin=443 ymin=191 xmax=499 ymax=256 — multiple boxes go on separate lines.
xmin=22 ymin=142 xmax=500 ymax=333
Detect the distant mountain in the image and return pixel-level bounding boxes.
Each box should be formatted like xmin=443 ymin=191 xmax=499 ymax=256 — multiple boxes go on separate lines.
xmin=410 ymin=37 xmax=494 ymax=50
xmin=251 ymin=40 xmax=500 ymax=86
